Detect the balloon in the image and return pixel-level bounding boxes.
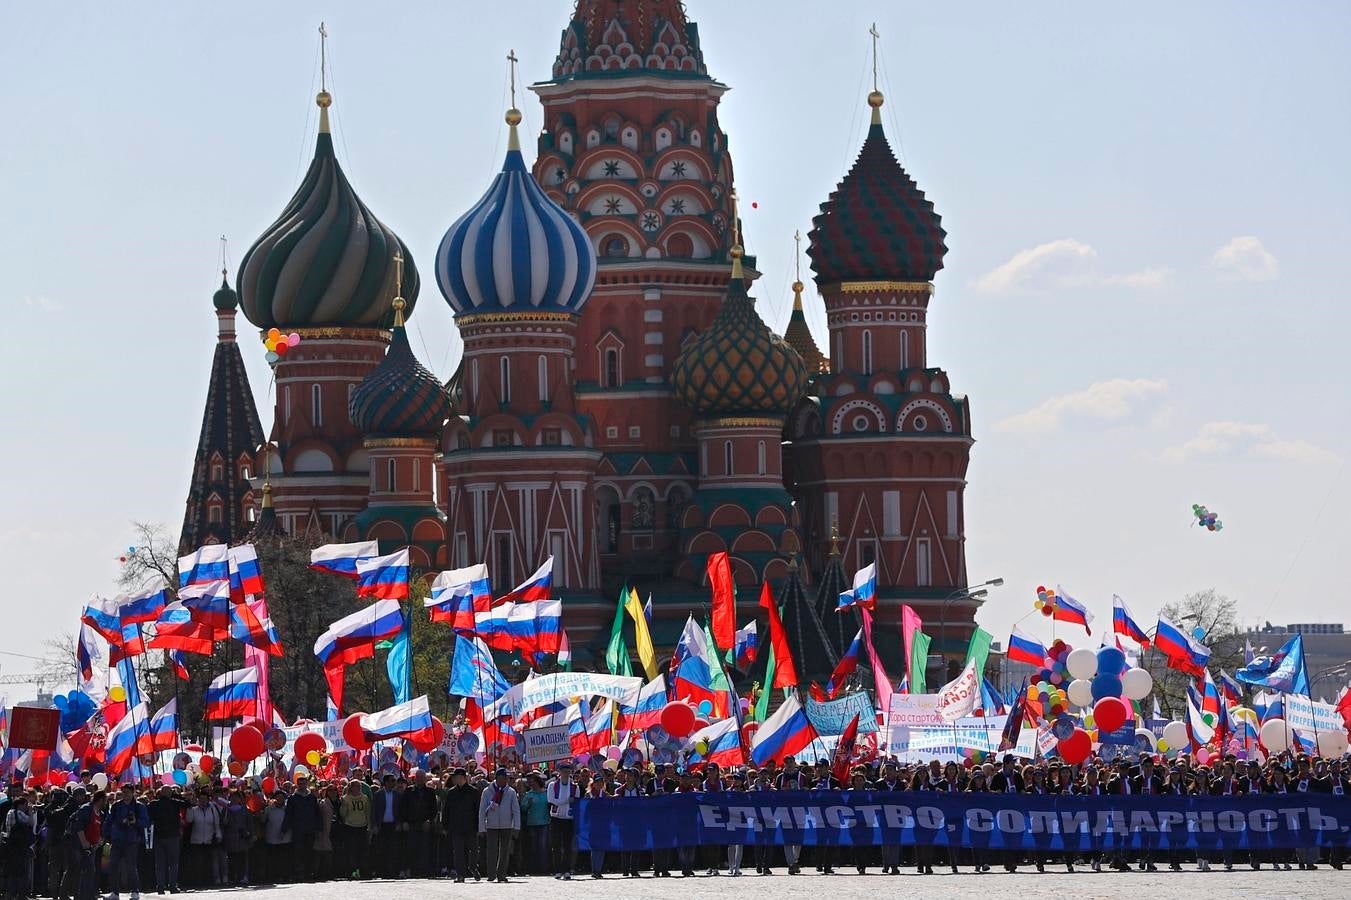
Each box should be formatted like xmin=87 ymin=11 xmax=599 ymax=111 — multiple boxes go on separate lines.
xmin=1041 ymin=606 xmax=1054 ymax=617
xmin=1067 ymin=679 xmax=1094 ymax=708
xmin=230 ymin=725 xmax=265 ymax=762
xmin=659 ymin=701 xmax=696 ymax=738
xmin=267 ymin=328 xmax=282 ymax=342
xmin=646 ymin=725 xmax=669 ymax=747
xmin=1317 ymin=730 xmax=1349 ymax=758
xmin=185 ymin=744 xmax=204 ymax=753
xmin=241 ymin=717 xmax=268 ymax=734
xmin=199 ymin=755 xmax=217 ymax=775
xmin=430 ymin=717 xmax=446 ymax=747
xmin=1121 ymin=667 xmax=1153 ymax=701
xmin=694 ymin=740 xmax=710 ymax=755
xmin=738 ymin=698 xmax=750 ymax=713
xmin=265 ymin=351 xmax=279 ymax=364
xmin=456 ymin=732 xmax=479 ymax=756
xmin=160 ymin=773 xmax=176 ymax=787
xmin=1192 ymin=627 xmax=1206 ymax=641
xmin=171 ymin=770 xmax=187 ymax=786
xmin=697 ymin=700 xmax=713 ymax=717
xmin=692 ymin=718 xmax=710 ymax=733
xmin=287 ymin=333 xmax=301 ymax=348
xmin=343 ymin=715 xmax=373 ymax=751
xmin=305 ymin=750 xmax=322 ymax=766
xmin=262 ymin=776 xmax=277 ymax=794
xmin=1134 ymin=728 xmax=1157 ymax=752
xmin=1058 ymin=728 xmax=1092 ymax=765
xmin=602 ymin=759 xmax=619 ymax=772
xmin=1260 ymin=719 xmax=1293 ymax=752
xmin=108 ymin=686 xmax=126 ymax=704
xmin=274 ymin=341 xmax=290 ymax=357
xmin=227 ymin=761 xmax=246 ymax=777
xmin=1201 ymin=712 xmax=1216 ymax=727
xmin=293 ymin=765 xmax=310 ymax=780
xmin=1066 ymin=649 xmax=1098 ymax=681
xmin=90 ymin=773 xmax=111 ymax=790
xmin=1093 ymin=697 xmax=1128 ymax=733
xmin=264 ymin=337 xmax=277 ymax=352
xmin=606 ymin=747 xmax=622 ymax=761
xmin=293 ymin=732 xmax=326 ymax=762
xmin=1095 ymin=646 xmax=1127 ymax=677
xmin=1195 ymin=748 xmax=1211 ymax=766
xmin=1090 ymin=674 xmax=1123 ymax=702
xmin=1161 ymin=721 xmax=1190 ymax=752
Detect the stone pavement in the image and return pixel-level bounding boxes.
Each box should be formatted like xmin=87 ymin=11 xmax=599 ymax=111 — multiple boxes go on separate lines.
xmin=180 ymin=869 xmax=1349 ymax=900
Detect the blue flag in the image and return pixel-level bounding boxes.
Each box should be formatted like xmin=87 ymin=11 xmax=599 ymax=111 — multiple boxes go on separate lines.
xmin=449 ymin=635 xmax=510 ymax=703
xmin=386 ymin=607 xmax=412 ymax=706
xmin=1236 ymin=634 xmax=1310 ymax=697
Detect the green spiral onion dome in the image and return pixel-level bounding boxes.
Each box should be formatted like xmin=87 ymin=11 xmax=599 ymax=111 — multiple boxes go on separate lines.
xmin=349 ymin=312 xmax=452 ymax=438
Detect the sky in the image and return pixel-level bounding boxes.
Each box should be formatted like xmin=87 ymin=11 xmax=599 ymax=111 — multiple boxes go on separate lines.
xmin=2 ymin=1 xmax=1349 ymax=687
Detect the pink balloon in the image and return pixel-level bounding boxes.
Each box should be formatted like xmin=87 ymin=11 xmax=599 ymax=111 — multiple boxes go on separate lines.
xmin=286 ymin=332 xmax=301 ymax=348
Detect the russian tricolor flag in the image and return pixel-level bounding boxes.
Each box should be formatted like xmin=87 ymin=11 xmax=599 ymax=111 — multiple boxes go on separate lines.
xmin=688 ymin=718 xmax=745 ymax=767
xmin=107 ymin=621 xmax=146 ymax=665
xmin=230 ymin=601 xmax=283 ymax=657
xmin=227 ymin=544 xmax=265 ymax=600
xmin=838 ymin=562 xmax=877 ymax=612
xmin=358 ymin=695 xmax=436 ymax=744
xmin=118 ymin=585 xmax=168 ymax=625
xmin=1154 ymin=614 xmax=1211 ymax=677
xmin=496 ymin=557 xmax=553 ymax=605
xmin=1218 ymin=669 xmax=1243 ymax=706
xmin=356 ymin=548 xmax=411 ymax=601
xmin=148 ymin=602 xmax=218 ymax=656
xmin=1006 ymin=625 xmax=1048 ymax=667
xmin=1112 ymin=595 xmax=1150 ymax=647
xmin=730 ymin=621 xmax=759 ymax=671
xmin=750 ymin=693 xmax=818 ymax=766
xmin=168 ymin=650 xmax=190 ymax=681
xmin=313 ymin=600 xmax=405 ymax=669
xmin=426 ymin=564 xmax=491 ymax=633
xmin=618 ymin=674 xmax=667 ymax=731
xmin=204 ymin=667 xmax=260 ymax=721
xmin=179 ymin=579 xmax=232 ymax=630
xmin=178 ymin=544 xmax=229 ymax=588
xmin=310 ymin=541 xmax=380 ymax=579
xmin=77 ymin=623 xmax=100 ymax=684
xmin=1052 ymin=586 xmax=1094 ymax=634
xmin=104 ymin=701 xmax=149 ymax=775
xmin=826 ymin=630 xmax=863 ymax=698
xmin=672 ymin=617 xmax=729 ymax=717
xmin=143 ymin=699 xmax=179 ymax=753
xmin=81 ymin=595 xmax=124 ymax=644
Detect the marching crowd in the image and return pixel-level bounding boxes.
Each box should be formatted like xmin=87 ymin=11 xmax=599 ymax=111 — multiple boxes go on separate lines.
xmin=0 ymin=750 xmax=1348 ymax=899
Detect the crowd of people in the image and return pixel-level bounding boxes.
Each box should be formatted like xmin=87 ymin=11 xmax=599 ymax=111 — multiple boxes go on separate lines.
xmin=0 ymin=750 xmax=1346 ymax=898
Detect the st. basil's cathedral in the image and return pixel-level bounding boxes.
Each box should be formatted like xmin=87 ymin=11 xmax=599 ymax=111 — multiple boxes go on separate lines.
xmin=181 ymin=1 xmax=976 ymax=682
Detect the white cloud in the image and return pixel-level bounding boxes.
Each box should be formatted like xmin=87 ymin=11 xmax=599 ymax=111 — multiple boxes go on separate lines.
xmin=21 ymin=295 xmax=64 ymax=312
xmin=1161 ymin=421 xmax=1334 ymax=465
xmin=1211 ymin=236 xmax=1279 ymax=282
xmin=995 ymin=378 xmax=1168 ymax=434
xmin=975 ymin=239 xmax=1171 ymax=293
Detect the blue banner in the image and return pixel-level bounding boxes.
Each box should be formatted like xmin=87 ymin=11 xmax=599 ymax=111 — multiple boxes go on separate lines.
xmin=802 ymin=692 xmax=877 ymax=735
xmin=577 ymin=791 xmax=1351 ymax=852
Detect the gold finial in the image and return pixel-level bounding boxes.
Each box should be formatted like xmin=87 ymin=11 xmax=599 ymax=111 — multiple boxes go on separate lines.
xmin=868 ymin=22 xmax=885 ymax=124
xmin=391 ymin=250 xmax=407 ymax=327
xmin=829 ymin=519 xmax=842 ymax=558
xmin=506 ymin=49 xmax=523 ymax=152
xmin=792 ymin=229 xmax=804 ymax=309
xmin=261 ymin=480 xmax=273 ymax=509
xmin=316 ymin=22 xmax=333 ymax=133
xmin=728 ymin=189 xmax=744 ymax=280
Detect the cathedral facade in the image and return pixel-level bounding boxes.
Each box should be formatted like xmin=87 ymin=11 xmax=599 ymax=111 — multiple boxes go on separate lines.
xmin=181 ymin=0 xmax=977 ymax=673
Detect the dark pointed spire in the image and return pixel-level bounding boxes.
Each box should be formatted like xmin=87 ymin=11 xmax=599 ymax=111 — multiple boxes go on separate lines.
xmin=778 ymin=556 xmax=840 ymax=684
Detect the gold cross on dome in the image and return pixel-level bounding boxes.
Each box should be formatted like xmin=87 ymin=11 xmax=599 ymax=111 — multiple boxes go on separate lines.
xmin=319 ymin=22 xmax=329 ymax=92
xmin=869 ymin=22 xmax=880 ymax=92
xmin=507 ymin=48 xmax=519 ymax=108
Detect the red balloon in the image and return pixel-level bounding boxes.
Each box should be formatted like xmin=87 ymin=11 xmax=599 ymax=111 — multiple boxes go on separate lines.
xmin=47 ymin=770 xmax=68 ymax=787
xmin=740 ymin=722 xmax=759 ymax=745
xmin=246 ymin=795 xmax=263 ymax=814
xmin=293 ymin=731 xmax=326 ymax=762
xmin=261 ymin=776 xmax=277 ymax=794
xmin=230 ymin=725 xmax=265 ymax=762
xmin=274 ymin=340 xmax=290 ymax=356
xmin=185 ymin=744 xmax=204 ymax=753
xmin=411 ymin=716 xmax=446 ymax=753
xmin=692 ymin=718 xmax=711 ymax=733
xmin=241 ymin=717 xmax=268 ymax=734
xmin=227 ymin=760 xmax=246 ymax=777
xmin=343 ymin=714 xmax=373 ymax=751
xmin=199 ymin=755 xmax=217 ymax=775
xmin=659 ymin=701 xmax=696 ymax=738
xmin=1058 ymin=728 xmax=1092 ymax=765
xmin=1093 ymin=697 xmax=1128 ymax=733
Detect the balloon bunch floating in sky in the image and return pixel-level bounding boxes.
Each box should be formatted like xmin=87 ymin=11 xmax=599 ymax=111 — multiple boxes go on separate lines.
xmin=1192 ymin=503 xmax=1223 ymax=532
xmin=116 ymin=545 xmax=138 ymax=564
xmin=1033 ymin=585 xmax=1058 ymax=616
xmin=263 ymin=328 xmax=302 ymax=365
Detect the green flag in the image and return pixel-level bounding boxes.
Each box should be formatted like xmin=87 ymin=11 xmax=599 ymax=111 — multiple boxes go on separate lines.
xmin=604 ymin=587 xmax=633 ymax=677
xmin=753 ymin=647 xmax=776 ymax=722
xmin=910 ymin=631 xmax=932 ymax=694
xmin=964 ymin=627 xmax=994 ymax=679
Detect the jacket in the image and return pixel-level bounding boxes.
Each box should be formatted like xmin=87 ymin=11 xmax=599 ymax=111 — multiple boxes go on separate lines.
xmin=185 ymin=804 xmax=223 ymax=846
xmin=441 ymin=785 xmax=479 ymax=835
xmin=105 ymin=799 xmax=149 ymax=846
xmin=282 ymin=792 xmax=320 ymax=838
xmin=368 ymin=788 xmax=406 ymax=832
xmin=478 ymin=784 xmax=521 ymax=832
xmin=224 ymin=805 xmax=256 ymax=854
xmin=147 ymin=797 xmax=188 ymax=840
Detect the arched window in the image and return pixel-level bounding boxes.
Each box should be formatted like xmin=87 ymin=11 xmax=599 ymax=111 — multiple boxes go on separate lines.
xmin=538 ymin=355 xmax=549 ymax=403
xmin=387 ymin=459 xmax=397 ymax=493
xmin=604 ymin=348 xmax=620 ymax=388
xmin=211 ymin=463 xmax=223 ymax=482
xmin=499 ymin=356 xmax=511 ymax=404
xmin=862 ymin=330 xmax=873 ymax=376
xmin=757 ymin=440 xmax=766 ymax=476
xmin=603 ymin=236 xmax=628 ymax=258
xmin=723 ymin=440 xmax=734 ymax=477
xmin=631 ymin=487 xmax=655 ymax=529
xmin=311 ymin=384 xmax=323 ymax=427
xmin=667 ymin=233 xmax=694 ymax=257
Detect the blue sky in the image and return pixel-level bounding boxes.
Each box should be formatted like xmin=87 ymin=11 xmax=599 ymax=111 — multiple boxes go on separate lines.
xmin=2 ymin=1 xmax=1348 ymax=680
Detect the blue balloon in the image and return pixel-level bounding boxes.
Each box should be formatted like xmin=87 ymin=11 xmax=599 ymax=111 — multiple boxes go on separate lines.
xmin=1091 ymin=673 xmax=1123 ymax=702
xmin=172 ymin=770 xmax=188 ymax=786
xmin=1052 ymin=716 xmax=1076 ymax=740
xmin=697 ymin=700 xmax=713 ymax=716
xmin=1095 ymin=646 xmax=1127 ymax=677
xmin=1192 ymin=627 xmax=1206 ymax=641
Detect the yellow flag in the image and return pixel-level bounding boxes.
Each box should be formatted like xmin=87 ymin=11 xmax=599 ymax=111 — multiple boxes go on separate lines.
xmin=624 ymin=588 xmax=658 ymax=680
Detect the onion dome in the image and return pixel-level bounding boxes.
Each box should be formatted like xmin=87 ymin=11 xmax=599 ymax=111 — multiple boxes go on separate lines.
xmin=435 ymin=109 xmax=596 ymax=318
xmin=237 ymin=89 xmax=419 ymax=330
xmin=783 ymin=270 xmax=827 ymax=375
xmin=551 ymin=0 xmax=709 ymax=80
xmin=349 ymin=291 xmax=452 ymax=438
xmin=672 ymin=249 xmax=808 ymax=418
xmin=213 ymin=269 xmax=239 ymax=311
xmin=808 ymin=92 xmax=947 ymax=285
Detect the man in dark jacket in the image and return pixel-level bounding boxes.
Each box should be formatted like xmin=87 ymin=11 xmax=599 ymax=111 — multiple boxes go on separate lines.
xmin=105 ymin=784 xmax=149 ymax=900
xmin=146 ymin=786 xmax=188 ymax=894
xmin=42 ymin=789 xmax=75 ymax=900
xmin=403 ymin=772 xmax=440 ymax=877
xmin=441 ymin=769 xmax=480 ymax=882
xmin=368 ymin=775 xmax=407 ymax=879
xmin=282 ymin=778 xmax=321 ymax=882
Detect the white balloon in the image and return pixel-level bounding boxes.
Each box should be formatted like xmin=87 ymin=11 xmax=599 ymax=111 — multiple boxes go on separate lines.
xmin=1066 ymin=648 xmax=1099 ymax=681
xmin=1135 ymin=728 xmax=1157 ymax=750
xmin=1067 ymin=679 xmax=1095 ymax=708
xmin=1121 ymin=667 xmax=1154 ymax=701
xmin=1260 ymin=718 xmax=1292 ymax=752
xmin=1317 ymin=730 xmax=1348 ymax=758
xmin=1161 ymin=720 xmax=1189 ymax=752
xmin=91 ymin=772 xmax=108 ymax=790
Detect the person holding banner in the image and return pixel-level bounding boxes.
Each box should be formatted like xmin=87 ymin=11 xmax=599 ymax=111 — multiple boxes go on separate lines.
xmin=872 ymin=761 xmax=907 ymax=875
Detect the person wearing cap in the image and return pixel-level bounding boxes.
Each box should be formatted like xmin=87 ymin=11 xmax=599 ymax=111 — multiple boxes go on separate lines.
xmin=545 ymin=763 xmax=580 ymax=880
xmin=478 ymin=770 xmax=519 ymax=884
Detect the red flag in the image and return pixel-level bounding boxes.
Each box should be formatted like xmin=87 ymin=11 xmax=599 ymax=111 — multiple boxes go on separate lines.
xmin=1337 ymin=690 xmax=1351 ymax=732
xmin=758 ymin=582 xmax=799 ymax=689
xmin=707 ymin=552 xmax=736 ymax=652
xmin=831 ymin=713 xmax=861 ymax=787
xmin=808 ymin=682 xmax=827 ymax=703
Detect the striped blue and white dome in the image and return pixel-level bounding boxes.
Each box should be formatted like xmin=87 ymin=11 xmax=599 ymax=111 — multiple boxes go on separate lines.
xmin=435 ymin=114 xmax=597 ymax=317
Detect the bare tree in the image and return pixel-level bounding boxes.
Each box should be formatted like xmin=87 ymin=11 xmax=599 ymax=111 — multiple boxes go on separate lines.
xmin=38 ymin=633 xmax=80 ymax=686
xmin=118 ymin=522 xmax=179 ymax=592
xmin=1145 ymin=588 xmax=1245 ymax=719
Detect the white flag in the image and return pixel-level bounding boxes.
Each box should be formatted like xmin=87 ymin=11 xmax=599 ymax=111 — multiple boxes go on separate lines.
xmin=936 ymin=660 xmax=980 ymax=723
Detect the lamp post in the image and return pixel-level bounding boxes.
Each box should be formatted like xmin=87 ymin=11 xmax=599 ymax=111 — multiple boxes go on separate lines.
xmin=1311 ymin=662 xmax=1351 ymax=697
xmin=937 ymin=577 xmax=1004 ymax=669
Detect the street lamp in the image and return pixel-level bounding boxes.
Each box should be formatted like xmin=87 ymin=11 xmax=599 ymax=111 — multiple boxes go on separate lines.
xmin=1311 ymin=661 xmax=1351 ymax=696
xmin=937 ymin=578 xmax=1004 ymax=668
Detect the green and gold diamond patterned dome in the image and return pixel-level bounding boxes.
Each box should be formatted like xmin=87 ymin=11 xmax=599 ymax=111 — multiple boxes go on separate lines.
xmin=673 ymin=248 xmax=808 ymax=418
